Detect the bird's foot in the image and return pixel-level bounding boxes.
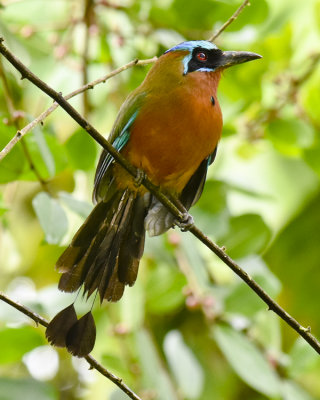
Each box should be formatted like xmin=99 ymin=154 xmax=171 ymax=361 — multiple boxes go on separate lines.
xmin=134 ymin=169 xmax=146 ymax=187
xmin=174 ymin=212 xmax=194 ymax=232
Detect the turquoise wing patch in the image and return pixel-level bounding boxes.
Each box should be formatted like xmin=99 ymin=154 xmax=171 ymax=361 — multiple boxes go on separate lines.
xmin=94 ymin=110 xmax=138 ymax=186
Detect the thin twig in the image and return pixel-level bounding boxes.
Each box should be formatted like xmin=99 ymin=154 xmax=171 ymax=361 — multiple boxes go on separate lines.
xmin=208 ymin=0 xmax=250 ymax=42
xmin=0 ymin=291 xmax=143 ymax=400
xmin=1 ymin=37 xmax=320 ymax=356
xmin=0 ymin=56 xmax=157 ymax=162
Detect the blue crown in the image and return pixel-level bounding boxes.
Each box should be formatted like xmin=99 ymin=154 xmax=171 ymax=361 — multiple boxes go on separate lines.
xmin=165 ymin=40 xmax=218 ymax=54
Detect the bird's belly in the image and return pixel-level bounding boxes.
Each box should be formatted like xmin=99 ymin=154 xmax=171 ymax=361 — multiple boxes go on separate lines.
xmin=133 ymin=139 xmax=211 ymax=190
xmin=124 ymin=110 xmax=222 ymax=193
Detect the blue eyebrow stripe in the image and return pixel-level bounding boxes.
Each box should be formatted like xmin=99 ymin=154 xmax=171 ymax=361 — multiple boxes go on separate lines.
xmin=164 ymin=40 xmax=218 ymax=54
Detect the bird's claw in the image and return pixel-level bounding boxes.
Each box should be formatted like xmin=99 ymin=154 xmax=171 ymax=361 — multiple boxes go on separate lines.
xmin=174 ymin=212 xmax=194 ymax=232
xmin=134 ymin=169 xmax=146 ymax=187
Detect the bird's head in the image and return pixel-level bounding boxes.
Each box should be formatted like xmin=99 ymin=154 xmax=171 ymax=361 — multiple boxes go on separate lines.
xmin=164 ymin=40 xmax=262 ymax=76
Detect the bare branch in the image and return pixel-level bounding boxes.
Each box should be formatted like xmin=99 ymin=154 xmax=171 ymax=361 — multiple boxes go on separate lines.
xmin=0 ymin=291 xmax=143 ymax=400
xmin=1 ymin=37 xmax=320 ymax=356
xmin=208 ymin=0 xmax=251 ymax=42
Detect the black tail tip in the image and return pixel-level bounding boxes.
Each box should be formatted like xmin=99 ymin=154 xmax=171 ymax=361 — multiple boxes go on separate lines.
xmin=45 ymin=304 xmax=77 ymax=347
xmin=46 ymin=306 xmax=96 ymax=357
xmin=66 ymin=312 xmax=96 ymax=358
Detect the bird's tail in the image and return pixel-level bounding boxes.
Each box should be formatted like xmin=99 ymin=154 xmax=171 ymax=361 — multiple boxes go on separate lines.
xmin=46 ymin=186 xmax=149 ymax=356
xmin=56 ymin=187 xmax=148 ymax=302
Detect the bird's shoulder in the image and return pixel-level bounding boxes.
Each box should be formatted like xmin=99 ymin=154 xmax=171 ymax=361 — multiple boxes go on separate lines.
xmin=108 ymin=89 xmax=148 ymax=143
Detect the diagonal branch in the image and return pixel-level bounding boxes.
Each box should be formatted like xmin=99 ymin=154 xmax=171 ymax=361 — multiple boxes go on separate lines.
xmin=0 ymin=292 xmax=142 ymax=400
xmin=1 ymin=37 xmax=320 ymax=357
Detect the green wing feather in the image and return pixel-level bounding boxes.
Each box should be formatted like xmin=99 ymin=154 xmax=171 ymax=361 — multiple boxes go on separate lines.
xmin=93 ymin=90 xmax=147 ymax=202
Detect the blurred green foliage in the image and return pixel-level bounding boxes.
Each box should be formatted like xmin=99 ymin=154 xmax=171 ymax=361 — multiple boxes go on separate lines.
xmin=1 ymin=0 xmax=320 ymax=399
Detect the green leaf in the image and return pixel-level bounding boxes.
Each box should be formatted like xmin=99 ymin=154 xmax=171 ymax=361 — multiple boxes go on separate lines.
xmin=59 ymin=191 xmax=92 ymax=219
xmin=21 ymin=128 xmax=67 ymax=181
xmin=303 ymin=144 xmax=320 ymax=177
xmin=224 ymin=281 xmax=268 ymax=317
xmin=98 ymin=35 xmax=112 ymax=63
xmin=249 ymin=312 xmax=282 ymax=353
xmin=0 ymin=326 xmax=45 ymax=364
xmin=164 ymin=330 xmax=204 ymax=399
xmin=150 ymin=0 xmax=268 ymax=33
xmin=281 ymin=380 xmax=314 ymax=400
xmin=195 ymin=180 xmax=227 ymax=214
xmin=120 ymin=279 xmax=145 ymax=331
xmin=0 ymin=193 xmax=8 ymax=216
xmin=145 ymin=263 xmax=186 ymax=315
xmin=301 ymin=67 xmax=320 ymax=127
xmin=32 ymin=192 xmax=68 ymax=244
xmin=65 ymin=129 xmax=97 ymax=171
xmin=225 ymin=0 xmax=269 ymax=31
xmin=213 ymin=324 xmax=281 ymax=397
xmin=264 ymin=192 xmax=320 ymax=332
xmin=171 ymin=0 xmax=229 ymax=30
xmin=266 ymin=119 xmax=315 ymax=157
xmin=288 ymin=338 xmax=320 ymax=378
xmin=180 ymin=234 xmax=211 ymax=289
xmin=110 ymin=390 xmax=132 ymax=400
xmin=218 ymin=214 xmax=271 ymax=259
xmin=101 ymin=354 xmax=128 ymax=378
xmin=0 ymin=378 xmax=57 ymax=400
xmin=32 ymin=124 xmax=55 ymax=177
xmin=136 ymin=329 xmax=178 ymax=400
xmin=0 ymin=124 xmax=25 ymax=183
xmin=1 ymin=0 xmax=67 ymax=24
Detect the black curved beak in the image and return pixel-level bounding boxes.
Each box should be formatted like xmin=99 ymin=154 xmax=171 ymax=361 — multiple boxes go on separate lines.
xmin=218 ymin=51 xmax=262 ymax=68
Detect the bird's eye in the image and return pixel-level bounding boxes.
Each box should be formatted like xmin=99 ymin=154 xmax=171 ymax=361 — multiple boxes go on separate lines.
xmin=196 ymin=52 xmax=207 ymax=62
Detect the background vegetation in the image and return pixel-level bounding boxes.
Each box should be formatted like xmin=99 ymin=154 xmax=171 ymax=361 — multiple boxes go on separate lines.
xmin=1 ymin=0 xmax=320 ymax=399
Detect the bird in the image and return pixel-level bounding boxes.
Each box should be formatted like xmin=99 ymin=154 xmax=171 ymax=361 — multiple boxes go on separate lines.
xmin=46 ymin=40 xmax=261 ymax=357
